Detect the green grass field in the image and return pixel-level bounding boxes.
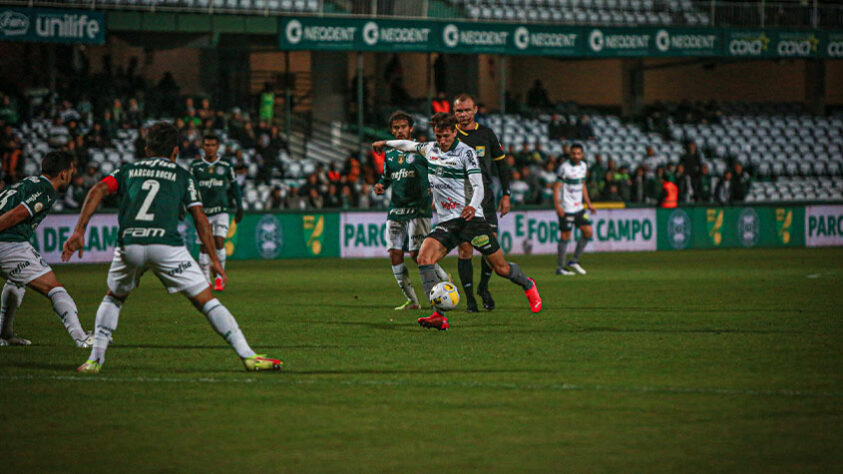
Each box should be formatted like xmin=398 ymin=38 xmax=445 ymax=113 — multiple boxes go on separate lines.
xmin=1 ymin=248 xmax=842 ymax=472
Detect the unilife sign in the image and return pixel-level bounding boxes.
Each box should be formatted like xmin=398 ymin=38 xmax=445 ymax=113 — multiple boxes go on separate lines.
xmin=0 ymin=8 xmax=105 ymax=44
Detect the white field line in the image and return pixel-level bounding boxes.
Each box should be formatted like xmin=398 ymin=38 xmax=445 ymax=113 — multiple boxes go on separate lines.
xmin=1 ymin=374 xmax=841 ymax=398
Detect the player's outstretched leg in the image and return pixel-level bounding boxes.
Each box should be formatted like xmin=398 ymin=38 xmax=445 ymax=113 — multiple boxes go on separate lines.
xmin=196 ymin=294 xmax=282 ymax=371
xmin=569 ymin=236 xmax=589 ymax=275
xmin=477 ymin=258 xmax=495 ymax=311
xmin=457 ymin=256 xmax=478 ymax=312
xmin=0 ymin=282 xmax=29 ymax=346
xmin=214 ymin=247 xmax=226 ymax=291
xmin=433 ymin=263 xmax=451 ymax=284
xmin=487 ymin=251 xmax=543 ymax=313
xmin=556 ymin=238 xmax=574 ymax=275
xmin=78 ymin=294 xmax=123 ymax=374
xmin=391 ymin=263 xmax=420 ymax=310
xmin=47 ymin=287 xmax=92 ymax=347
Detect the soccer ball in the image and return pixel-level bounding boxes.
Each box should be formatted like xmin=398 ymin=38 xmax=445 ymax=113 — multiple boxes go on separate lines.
xmin=429 ymin=282 xmax=460 ymax=310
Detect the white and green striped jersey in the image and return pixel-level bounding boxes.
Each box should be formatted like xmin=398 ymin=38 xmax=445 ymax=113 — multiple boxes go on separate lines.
xmin=387 ymin=139 xmax=484 ymax=223
xmin=557 ymin=160 xmax=588 ymax=214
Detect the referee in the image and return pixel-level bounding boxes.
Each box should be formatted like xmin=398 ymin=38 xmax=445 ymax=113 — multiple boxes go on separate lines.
xmin=453 ymin=93 xmax=511 ymax=312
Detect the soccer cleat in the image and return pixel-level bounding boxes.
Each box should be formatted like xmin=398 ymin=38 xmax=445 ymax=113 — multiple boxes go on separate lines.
xmin=417 ymin=312 xmax=449 ymax=331
xmin=477 ymin=286 xmax=495 ymax=311
xmin=464 ymin=295 xmax=479 ymax=313
xmin=556 ymin=267 xmax=575 ymax=276
xmin=394 ymin=300 xmax=421 ymax=311
xmin=214 ymin=276 xmax=225 ymax=291
xmin=0 ymin=335 xmax=32 ymax=346
xmin=242 ymin=354 xmax=283 ymax=372
xmin=75 ymin=331 xmax=94 ymax=349
xmin=568 ymin=261 xmax=587 ymax=275
xmin=524 ymin=278 xmax=543 ymax=313
xmin=77 ymin=360 xmax=102 ymax=374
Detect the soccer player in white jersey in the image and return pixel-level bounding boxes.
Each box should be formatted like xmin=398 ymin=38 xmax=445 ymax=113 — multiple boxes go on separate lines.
xmin=553 ymin=143 xmax=596 ymax=275
xmin=62 ymin=122 xmax=282 ymax=373
xmin=373 ymin=113 xmax=542 ymax=331
xmin=0 ymin=151 xmax=92 ymax=348
xmin=374 ymin=111 xmax=450 ymax=310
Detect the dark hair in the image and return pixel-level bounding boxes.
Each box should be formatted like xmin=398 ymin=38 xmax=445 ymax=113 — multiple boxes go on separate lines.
xmin=388 ymin=111 xmax=414 ymax=129
xmin=430 ymin=112 xmax=457 ymax=131
xmin=145 ymin=122 xmax=180 ymax=157
xmin=41 ymin=151 xmax=75 ymax=178
xmin=453 ymin=93 xmax=476 ymax=105
xmin=570 ymin=143 xmax=585 ymax=152
xmin=203 ymin=133 xmax=220 ymax=143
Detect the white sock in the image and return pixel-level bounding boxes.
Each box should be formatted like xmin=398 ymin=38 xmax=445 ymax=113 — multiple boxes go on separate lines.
xmin=48 ymin=287 xmax=86 ymax=343
xmin=433 ymin=263 xmax=449 ymax=283
xmin=0 ymin=282 xmax=25 ymax=338
xmin=202 ymin=298 xmax=255 ymax=359
xmin=89 ymin=295 xmax=122 ymax=365
xmin=216 ymin=248 xmax=227 ymax=273
xmin=392 ymin=263 xmax=418 ymax=305
xmin=199 ymin=252 xmax=211 ymax=283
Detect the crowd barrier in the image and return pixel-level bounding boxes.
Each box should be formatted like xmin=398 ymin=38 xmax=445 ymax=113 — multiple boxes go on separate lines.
xmin=34 ymin=203 xmax=843 ymax=264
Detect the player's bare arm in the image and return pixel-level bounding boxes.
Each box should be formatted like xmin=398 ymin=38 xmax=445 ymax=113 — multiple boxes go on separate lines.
xmin=553 ymin=181 xmax=565 ymax=217
xmin=0 ymin=204 xmax=32 ymax=234
xmin=583 ymin=184 xmax=596 ymax=214
xmin=62 ymin=182 xmax=111 ymax=261
xmin=191 ymin=204 xmax=227 ymax=285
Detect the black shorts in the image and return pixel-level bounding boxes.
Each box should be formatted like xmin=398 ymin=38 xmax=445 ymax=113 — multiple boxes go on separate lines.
xmin=429 ymin=218 xmax=501 ymax=256
xmin=559 ymin=210 xmax=591 ymax=232
xmin=481 ymin=199 xmax=498 ymax=233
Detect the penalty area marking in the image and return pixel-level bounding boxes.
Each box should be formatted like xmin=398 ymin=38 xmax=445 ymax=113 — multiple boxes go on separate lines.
xmin=1 ymin=374 xmax=842 ymax=399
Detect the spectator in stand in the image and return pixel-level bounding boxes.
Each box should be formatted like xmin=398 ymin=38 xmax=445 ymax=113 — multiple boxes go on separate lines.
xmin=659 ymin=171 xmax=679 ymax=208
xmin=235 ymin=161 xmax=248 ymax=188
xmin=340 ymin=184 xmax=355 ymax=209
xmin=64 ymin=175 xmax=87 ymax=209
xmin=308 ymin=187 xmax=324 ymax=209
xmin=509 ymin=169 xmax=530 ymax=206
xmin=72 ymin=135 xmax=89 ymax=169
xmin=539 ymin=160 xmax=557 ymax=204
xmin=324 ymin=183 xmax=341 ymax=208
xmin=299 ymin=173 xmax=320 ymax=198
xmin=715 ymin=170 xmax=733 ymax=204
xmin=665 ymin=163 xmax=677 ymax=183
xmin=520 ymin=165 xmax=541 ymax=205
xmin=731 ymin=163 xmax=751 ymax=202
xmin=357 ymin=183 xmax=372 ymax=209
xmin=577 ymin=114 xmax=595 ymax=141
xmin=101 ymin=110 xmax=117 ymax=138
xmin=327 ymin=163 xmax=341 ymax=183
xmin=179 ymin=137 xmax=200 ymax=161
xmin=681 ymin=141 xmax=702 ymax=179
xmin=676 ymin=163 xmax=694 ymax=203
xmin=133 ymin=127 xmax=146 ymax=158
xmin=0 ymin=94 xmax=20 ymax=124
xmin=432 ymin=91 xmax=450 ymax=113
xmin=531 ymin=143 xmax=549 ymax=165
xmin=631 ymin=166 xmax=646 ymax=203
xmin=696 ymin=164 xmax=713 ymax=202
xmin=548 ymin=114 xmax=572 ymax=141
xmin=343 ymin=154 xmax=361 ymax=183
xmin=267 ymin=186 xmax=284 ymax=210
xmin=616 ymin=165 xmax=632 ymax=202
xmin=126 ymin=98 xmax=143 ymax=127
xmin=48 ymin=117 xmax=71 ymax=147
xmin=526 ymin=79 xmax=552 ymax=111
xmin=81 ymin=163 xmax=102 ymax=189
xmin=604 ymin=183 xmax=623 ymax=201
xmin=589 ymin=154 xmax=606 ymax=196
xmin=646 ymin=167 xmax=663 ymax=203
xmin=286 ymin=185 xmax=307 ymax=210
xmin=198 ymin=98 xmax=214 ymax=121
xmin=515 ymin=142 xmax=533 ymax=168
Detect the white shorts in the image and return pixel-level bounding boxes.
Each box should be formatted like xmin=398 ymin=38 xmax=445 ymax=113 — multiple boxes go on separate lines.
xmin=0 ymin=241 xmax=52 ymax=285
xmin=195 ymin=213 xmax=230 ymax=242
xmin=107 ymin=244 xmax=209 ymax=297
xmin=386 ymin=218 xmax=431 ymax=252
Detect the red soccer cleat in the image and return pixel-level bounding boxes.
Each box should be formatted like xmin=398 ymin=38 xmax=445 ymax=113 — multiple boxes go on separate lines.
xmin=214 ymin=275 xmax=225 ymax=292
xmin=525 ymin=278 xmax=542 ymax=313
xmin=418 ymin=312 xmax=450 ymax=331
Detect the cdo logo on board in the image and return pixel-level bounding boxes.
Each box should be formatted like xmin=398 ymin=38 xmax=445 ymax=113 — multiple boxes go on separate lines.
xmin=828 ymin=40 xmax=843 ymax=58
xmin=737 ymin=208 xmax=760 ymax=247
xmin=728 ymin=33 xmax=770 ymax=56
xmin=776 ymin=34 xmax=819 ymax=57
xmin=667 ymin=208 xmax=691 ymax=249
xmin=255 ymin=214 xmax=283 ymax=259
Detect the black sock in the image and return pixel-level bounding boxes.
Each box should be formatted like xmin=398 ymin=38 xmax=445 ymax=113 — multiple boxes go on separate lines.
xmin=457 ymin=258 xmax=476 ymax=301
xmin=507 ymin=262 xmax=534 ymax=291
xmin=479 ymin=258 xmax=493 ymax=292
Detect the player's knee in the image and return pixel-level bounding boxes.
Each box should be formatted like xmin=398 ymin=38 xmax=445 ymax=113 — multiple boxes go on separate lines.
xmin=417 ymin=253 xmax=436 ymax=266
xmin=457 ymin=246 xmax=473 ymax=259
xmin=493 ymin=261 xmax=510 ymax=277
xmin=581 ymin=228 xmax=593 ymax=239
xmin=105 ymin=291 xmax=128 ymax=304
xmin=560 ymin=232 xmax=572 ymax=242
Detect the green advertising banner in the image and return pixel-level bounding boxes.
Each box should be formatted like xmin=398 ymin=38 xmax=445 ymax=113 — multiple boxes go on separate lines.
xmin=182 ymin=212 xmax=340 ymax=260
xmin=279 ymin=17 xmax=438 ymax=52
xmin=658 ymin=206 xmax=805 ymax=251
xmin=0 ymin=7 xmax=106 ymax=44
xmin=278 ymin=17 xmax=841 ymax=58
